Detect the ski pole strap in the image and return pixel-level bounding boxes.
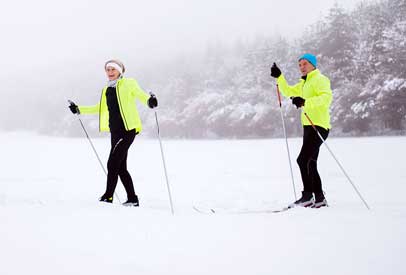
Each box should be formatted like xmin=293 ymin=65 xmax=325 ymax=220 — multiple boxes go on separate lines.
xmin=276 ymin=84 xmax=282 ymax=108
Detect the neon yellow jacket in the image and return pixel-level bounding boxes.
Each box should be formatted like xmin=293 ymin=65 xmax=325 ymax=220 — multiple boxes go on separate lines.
xmin=277 ymin=69 xmax=332 ymax=130
xmin=78 ymin=78 xmax=150 ymax=132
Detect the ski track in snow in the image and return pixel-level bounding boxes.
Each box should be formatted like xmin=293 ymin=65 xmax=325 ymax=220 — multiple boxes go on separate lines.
xmin=0 ymin=133 xmax=405 ymax=275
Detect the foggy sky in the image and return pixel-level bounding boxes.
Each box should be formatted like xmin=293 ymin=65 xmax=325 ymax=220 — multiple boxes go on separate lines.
xmin=2 ymin=0 xmax=368 ymax=75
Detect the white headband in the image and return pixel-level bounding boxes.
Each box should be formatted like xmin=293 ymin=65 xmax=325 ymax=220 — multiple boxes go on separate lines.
xmin=105 ymin=62 xmax=123 ymax=75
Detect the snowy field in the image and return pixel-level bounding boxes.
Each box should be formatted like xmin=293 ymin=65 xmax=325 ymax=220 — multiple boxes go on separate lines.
xmin=0 ymin=132 xmax=405 ymax=275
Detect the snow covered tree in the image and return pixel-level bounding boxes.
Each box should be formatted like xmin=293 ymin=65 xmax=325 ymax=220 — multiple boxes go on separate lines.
xmin=138 ymin=0 xmax=406 ymax=138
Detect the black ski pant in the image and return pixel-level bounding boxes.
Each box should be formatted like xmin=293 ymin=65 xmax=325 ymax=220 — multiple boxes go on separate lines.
xmin=297 ymin=125 xmax=329 ymax=194
xmin=104 ymin=129 xmax=137 ymax=200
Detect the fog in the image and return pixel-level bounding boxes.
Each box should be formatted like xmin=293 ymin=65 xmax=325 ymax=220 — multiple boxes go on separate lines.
xmin=0 ymin=0 xmax=369 ymax=134
xmin=3 ymin=0 xmax=364 ymax=67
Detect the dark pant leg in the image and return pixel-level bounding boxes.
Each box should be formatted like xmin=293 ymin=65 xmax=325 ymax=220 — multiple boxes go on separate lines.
xmin=297 ymin=126 xmax=329 ymax=193
xmin=104 ymin=130 xmax=136 ymax=198
xmin=118 ymin=151 xmax=137 ymax=200
xmin=309 ymin=126 xmax=329 ymax=193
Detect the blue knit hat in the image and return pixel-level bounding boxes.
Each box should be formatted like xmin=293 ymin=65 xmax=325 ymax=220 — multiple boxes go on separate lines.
xmin=299 ymin=53 xmax=317 ymax=68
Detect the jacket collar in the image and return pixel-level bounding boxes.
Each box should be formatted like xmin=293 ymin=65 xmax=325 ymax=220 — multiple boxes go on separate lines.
xmin=306 ymin=69 xmax=319 ymax=80
xmin=107 ymin=76 xmax=124 ymax=88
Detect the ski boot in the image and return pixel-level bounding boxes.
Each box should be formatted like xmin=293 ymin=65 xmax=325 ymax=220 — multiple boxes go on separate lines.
xmin=122 ymin=195 xmax=139 ymax=207
xmin=290 ymin=191 xmax=314 ymax=208
xmin=99 ymin=195 xmax=113 ymax=203
xmin=312 ymin=192 xmax=328 ymax=208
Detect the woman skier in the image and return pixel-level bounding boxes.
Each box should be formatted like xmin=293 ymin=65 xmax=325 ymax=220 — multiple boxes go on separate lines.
xmin=69 ymin=59 xmax=158 ymax=206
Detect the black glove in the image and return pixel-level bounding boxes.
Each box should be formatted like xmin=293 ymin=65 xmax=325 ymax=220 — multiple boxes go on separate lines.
xmin=292 ymin=97 xmax=305 ymax=109
xmin=69 ymin=101 xmax=79 ymax=114
xmin=148 ymin=93 xmax=158 ymax=109
xmin=270 ymin=62 xmax=282 ymax=78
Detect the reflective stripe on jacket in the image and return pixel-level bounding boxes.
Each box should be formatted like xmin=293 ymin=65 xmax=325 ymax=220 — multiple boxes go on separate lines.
xmin=277 ymin=69 xmax=332 ymax=130
xmin=78 ymin=78 xmax=150 ymax=132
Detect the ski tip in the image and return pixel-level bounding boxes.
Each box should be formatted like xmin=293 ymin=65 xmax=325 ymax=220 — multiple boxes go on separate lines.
xmin=272 ymin=205 xmax=294 ymax=213
xmin=192 ymin=206 xmax=216 ymax=214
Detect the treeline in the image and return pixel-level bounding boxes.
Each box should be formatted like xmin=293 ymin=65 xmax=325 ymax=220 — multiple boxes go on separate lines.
xmin=145 ymin=0 xmax=406 ymax=138
xmin=20 ymin=0 xmax=405 ymax=138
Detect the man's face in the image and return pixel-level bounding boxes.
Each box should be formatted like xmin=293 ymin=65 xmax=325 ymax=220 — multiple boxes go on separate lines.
xmin=299 ymin=59 xmax=315 ymax=76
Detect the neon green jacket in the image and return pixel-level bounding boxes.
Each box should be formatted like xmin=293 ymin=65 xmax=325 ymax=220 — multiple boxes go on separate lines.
xmin=78 ymin=78 xmax=150 ymax=132
xmin=277 ymin=69 xmax=332 ymax=130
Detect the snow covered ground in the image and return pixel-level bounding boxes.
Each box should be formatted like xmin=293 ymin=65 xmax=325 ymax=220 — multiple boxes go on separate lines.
xmin=0 ymin=132 xmax=405 ymax=275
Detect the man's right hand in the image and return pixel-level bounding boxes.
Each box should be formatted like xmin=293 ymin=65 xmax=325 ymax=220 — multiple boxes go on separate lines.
xmin=270 ymin=62 xmax=282 ymax=78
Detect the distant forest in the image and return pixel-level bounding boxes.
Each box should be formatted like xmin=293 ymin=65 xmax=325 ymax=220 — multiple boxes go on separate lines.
xmin=52 ymin=0 xmax=406 ymax=138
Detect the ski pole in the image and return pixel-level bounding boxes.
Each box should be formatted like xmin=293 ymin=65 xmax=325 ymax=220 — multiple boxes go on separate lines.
xmin=68 ymin=100 xmax=121 ymax=203
xmin=276 ymin=85 xmax=297 ymax=201
xmin=154 ymin=110 xmax=175 ymax=215
xmin=304 ymin=112 xmax=370 ymax=210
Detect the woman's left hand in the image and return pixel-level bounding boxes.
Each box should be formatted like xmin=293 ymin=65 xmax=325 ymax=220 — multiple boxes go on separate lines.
xmin=148 ymin=93 xmax=158 ymax=109
xmin=69 ymin=101 xmax=80 ymax=114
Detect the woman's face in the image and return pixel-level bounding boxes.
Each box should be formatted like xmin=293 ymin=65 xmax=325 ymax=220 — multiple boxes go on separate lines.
xmin=105 ymin=66 xmax=120 ymax=81
xmin=298 ymin=59 xmax=315 ymax=76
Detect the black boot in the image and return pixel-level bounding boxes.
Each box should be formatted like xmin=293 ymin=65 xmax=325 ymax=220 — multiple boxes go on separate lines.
xmin=99 ymin=194 xmax=113 ymax=203
xmin=290 ymin=191 xmax=314 ymax=208
xmin=122 ymin=195 xmax=139 ymax=207
xmin=312 ymin=192 xmax=328 ymax=208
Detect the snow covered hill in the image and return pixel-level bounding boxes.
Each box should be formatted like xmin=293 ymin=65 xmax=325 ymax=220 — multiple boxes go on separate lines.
xmin=0 ymin=133 xmax=404 ymax=275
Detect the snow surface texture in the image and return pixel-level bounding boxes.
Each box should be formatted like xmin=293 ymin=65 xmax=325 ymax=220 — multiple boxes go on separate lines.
xmin=0 ymin=133 xmax=404 ymax=275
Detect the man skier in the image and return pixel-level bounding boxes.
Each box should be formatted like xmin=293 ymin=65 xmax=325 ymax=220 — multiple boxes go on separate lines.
xmin=270 ymin=53 xmax=332 ymax=208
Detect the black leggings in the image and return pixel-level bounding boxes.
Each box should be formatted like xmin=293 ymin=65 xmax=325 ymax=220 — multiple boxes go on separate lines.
xmin=297 ymin=126 xmax=329 ymax=193
xmin=104 ymin=129 xmax=137 ymax=200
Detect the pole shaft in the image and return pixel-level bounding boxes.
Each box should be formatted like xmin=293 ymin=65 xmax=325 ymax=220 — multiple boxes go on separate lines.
xmin=76 ymin=115 xmax=121 ymax=203
xmin=77 ymin=118 xmax=107 ymax=175
xmin=154 ymin=111 xmax=175 ymax=215
xmin=276 ymin=85 xmax=297 ymax=201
